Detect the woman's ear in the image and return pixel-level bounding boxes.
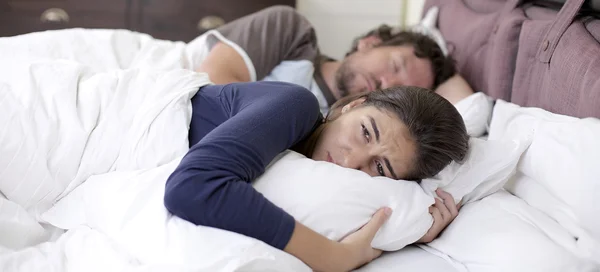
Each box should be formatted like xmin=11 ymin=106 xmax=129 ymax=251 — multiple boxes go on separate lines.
xmin=357 ymin=35 xmax=383 ymax=51
xmin=342 ymin=97 xmax=367 ymax=114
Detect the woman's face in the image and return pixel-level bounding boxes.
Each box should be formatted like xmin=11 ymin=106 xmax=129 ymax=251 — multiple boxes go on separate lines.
xmin=312 ymin=100 xmax=417 ymax=179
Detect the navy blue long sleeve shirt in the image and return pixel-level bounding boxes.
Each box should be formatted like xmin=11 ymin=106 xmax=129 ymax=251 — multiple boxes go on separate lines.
xmin=164 ymin=81 xmax=322 ymax=250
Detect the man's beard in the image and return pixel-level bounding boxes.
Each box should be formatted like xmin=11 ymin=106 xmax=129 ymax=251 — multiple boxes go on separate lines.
xmin=335 ymin=61 xmax=356 ymax=98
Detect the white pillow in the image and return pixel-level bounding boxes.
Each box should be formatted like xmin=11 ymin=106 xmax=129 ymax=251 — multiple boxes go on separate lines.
xmin=488 ymin=100 xmax=600 ymax=262
xmin=454 ymin=92 xmax=494 ymax=137
xmin=420 ymin=136 xmax=530 ymax=204
xmin=43 ymin=137 xmax=529 ymax=257
xmin=253 ymin=151 xmax=433 ymax=251
xmin=253 ymin=137 xmax=530 ymax=251
xmin=406 ymin=7 xmax=449 ymax=56
xmin=421 ymin=191 xmax=599 ymax=272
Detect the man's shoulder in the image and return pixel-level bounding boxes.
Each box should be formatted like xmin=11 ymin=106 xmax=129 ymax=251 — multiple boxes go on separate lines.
xmin=218 ymin=5 xmax=312 ymax=33
xmin=253 ymin=5 xmax=308 ymax=23
xmin=214 ymin=6 xmax=319 ymax=80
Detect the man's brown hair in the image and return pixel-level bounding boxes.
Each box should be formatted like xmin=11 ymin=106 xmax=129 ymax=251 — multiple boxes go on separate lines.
xmin=347 ymin=25 xmax=456 ymax=89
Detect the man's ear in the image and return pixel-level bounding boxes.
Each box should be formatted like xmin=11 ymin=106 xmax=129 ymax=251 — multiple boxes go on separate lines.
xmin=341 ymin=97 xmax=367 ymax=114
xmin=357 ymin=35 xmax=383 ymax=51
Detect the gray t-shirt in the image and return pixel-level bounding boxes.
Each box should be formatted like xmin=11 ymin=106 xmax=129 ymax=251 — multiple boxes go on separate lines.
xmin=214 ymin=6 xmax=336 ymax=107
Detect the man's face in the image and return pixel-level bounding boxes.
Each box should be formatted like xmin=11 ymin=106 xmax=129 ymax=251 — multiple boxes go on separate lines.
xmin=336 ymin=45 xmax=435 ymax=97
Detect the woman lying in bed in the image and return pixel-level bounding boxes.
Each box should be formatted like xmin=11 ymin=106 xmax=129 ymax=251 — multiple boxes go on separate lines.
xmin=164 ymin=81 xmax=469 ymax=271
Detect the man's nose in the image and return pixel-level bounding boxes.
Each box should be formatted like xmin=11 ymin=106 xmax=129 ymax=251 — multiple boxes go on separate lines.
xmin=379 ymin=75 xmax=402 ymax=89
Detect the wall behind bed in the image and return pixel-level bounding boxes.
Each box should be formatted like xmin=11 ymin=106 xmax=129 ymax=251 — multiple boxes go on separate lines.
xmin=297 ymin=0 xmax=426 ymax=60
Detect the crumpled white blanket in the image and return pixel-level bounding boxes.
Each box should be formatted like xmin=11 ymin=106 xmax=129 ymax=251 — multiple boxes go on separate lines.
xmin=0 ymin=29 xmax=221 ymax=270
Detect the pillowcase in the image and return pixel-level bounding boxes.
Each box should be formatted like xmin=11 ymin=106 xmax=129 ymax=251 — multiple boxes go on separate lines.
xmin=488 ymin=100 xmax=600 ymax=262
xmin=420 ymin=136 xmax=530 ymax=204
xmin=421 ymin=191 xmax=599 ymax=272
xmin=253 ymin=151 xmax=434 ymax=251
xmin=43 ymin=137 xmax=530 ymax=256
xmin=454 ymin=92 xmax=494 ymax=137
xmin=406 ymin=6 xmax=449 ymax=56
xmin=253 ymin=136 xmax=530 ymax=251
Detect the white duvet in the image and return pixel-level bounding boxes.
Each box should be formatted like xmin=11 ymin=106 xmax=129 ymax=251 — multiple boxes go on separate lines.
xmin=0 ymin=28 xmax=315 ymax=272
xmin=1 ymin=29 xmax=599 ymax=272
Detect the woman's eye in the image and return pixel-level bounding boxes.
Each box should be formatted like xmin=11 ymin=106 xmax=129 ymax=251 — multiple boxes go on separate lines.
xmin=376 ymin=161 xmax=385 ymax=176
xmin=361 ymin=124 xmax=371 ymax=142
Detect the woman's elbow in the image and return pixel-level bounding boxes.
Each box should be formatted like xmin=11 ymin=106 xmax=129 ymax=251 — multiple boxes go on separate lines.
xmin=163 ymin=177 xmax=207 ymax=224
xmin=164 ymin=184 xmax=186 ymax=218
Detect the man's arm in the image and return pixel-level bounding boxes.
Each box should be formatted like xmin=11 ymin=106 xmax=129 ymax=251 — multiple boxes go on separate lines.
xmin=195 ymin=6 xmax=318 ymax=84
xmin=196 ymin=42 xmax=250 ymax=84
xmin=434 ymin=74 xmax=474 ymax=104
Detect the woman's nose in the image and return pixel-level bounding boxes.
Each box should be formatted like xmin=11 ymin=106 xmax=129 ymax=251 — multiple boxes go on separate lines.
xmin=341 ymin=149 xmax=371 ymax=172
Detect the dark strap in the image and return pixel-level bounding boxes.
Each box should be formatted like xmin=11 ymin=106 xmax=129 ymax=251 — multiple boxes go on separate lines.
xmin=538 ymin=0 xmax=586 ymax=62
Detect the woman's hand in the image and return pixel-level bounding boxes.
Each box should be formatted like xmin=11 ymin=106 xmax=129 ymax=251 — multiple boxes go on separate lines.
xmin=284 ymin=208 xmax=391 ymax=272
xmin=418 ymin=189 xmax=461 ymax=243
xmin=337 ymin=207 xmax=392 ymax=271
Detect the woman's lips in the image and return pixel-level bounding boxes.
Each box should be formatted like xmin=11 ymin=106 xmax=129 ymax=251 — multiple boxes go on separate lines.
xmin=327 ymin=152 xmax=335 ymax=164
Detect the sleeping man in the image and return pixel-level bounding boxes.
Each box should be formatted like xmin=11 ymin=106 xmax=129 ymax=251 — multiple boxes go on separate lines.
xmin=191 ymin=5 xmax=475 ymax=115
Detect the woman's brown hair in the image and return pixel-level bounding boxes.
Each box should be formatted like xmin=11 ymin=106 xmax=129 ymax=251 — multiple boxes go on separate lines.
xmin=326 ymin=86 xmax=469 ymax=181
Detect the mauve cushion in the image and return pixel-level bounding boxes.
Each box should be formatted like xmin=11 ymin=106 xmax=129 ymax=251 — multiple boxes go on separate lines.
xmin=425 ymin=0 xmax=600 ymax=118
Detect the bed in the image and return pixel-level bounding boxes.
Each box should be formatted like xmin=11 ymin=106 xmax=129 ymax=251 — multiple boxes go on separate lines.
xmin=360 ymin=0 xmax=600 ymax=271
xmin=1 ymin=0 xmax=599 ymax=271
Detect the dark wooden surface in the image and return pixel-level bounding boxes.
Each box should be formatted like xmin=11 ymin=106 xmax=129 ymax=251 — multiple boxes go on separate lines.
xmin=0 ymin=0 xmax=128 ymax=37
xmin=0 ymin=0 xmax=295 ymax=41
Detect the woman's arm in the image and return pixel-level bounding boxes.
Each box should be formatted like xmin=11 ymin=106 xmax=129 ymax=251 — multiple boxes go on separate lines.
xmin=165 ymin=82 xmax=320 ymax=248
xmin=164 ymin=82 xmax=388 ymax=270
xmin=286 ymin=209 xmax=391 ymax=272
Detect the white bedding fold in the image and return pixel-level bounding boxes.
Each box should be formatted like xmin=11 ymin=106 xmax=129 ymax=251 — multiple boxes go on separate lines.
xmin=40 ymin=159 xmax=311 ymax=272
xmin=0 ymin=60 xmax=208 ymax=219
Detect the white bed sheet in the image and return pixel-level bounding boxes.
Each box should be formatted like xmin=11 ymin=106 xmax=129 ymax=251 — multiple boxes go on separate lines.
xmin=357 ymin=246 xmax=458 ymax=272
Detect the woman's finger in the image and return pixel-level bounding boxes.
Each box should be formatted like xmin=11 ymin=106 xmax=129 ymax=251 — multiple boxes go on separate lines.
xmin=437 ymin=189 xmax=459 ymax=218
xmin=436 ymin=189 xmax=456 ymax=206
xmin=361 ymin=207 xmax=392 ymax=241
xmin=434 ymin=198 xmax=451 ymax=221
xmin=431 ymin=206 xmax=443 ymax=229
xmin=421 ymin=207 xmax=443 ymax=243
xmin=369 ymin=248 xmax=383 ymax=262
